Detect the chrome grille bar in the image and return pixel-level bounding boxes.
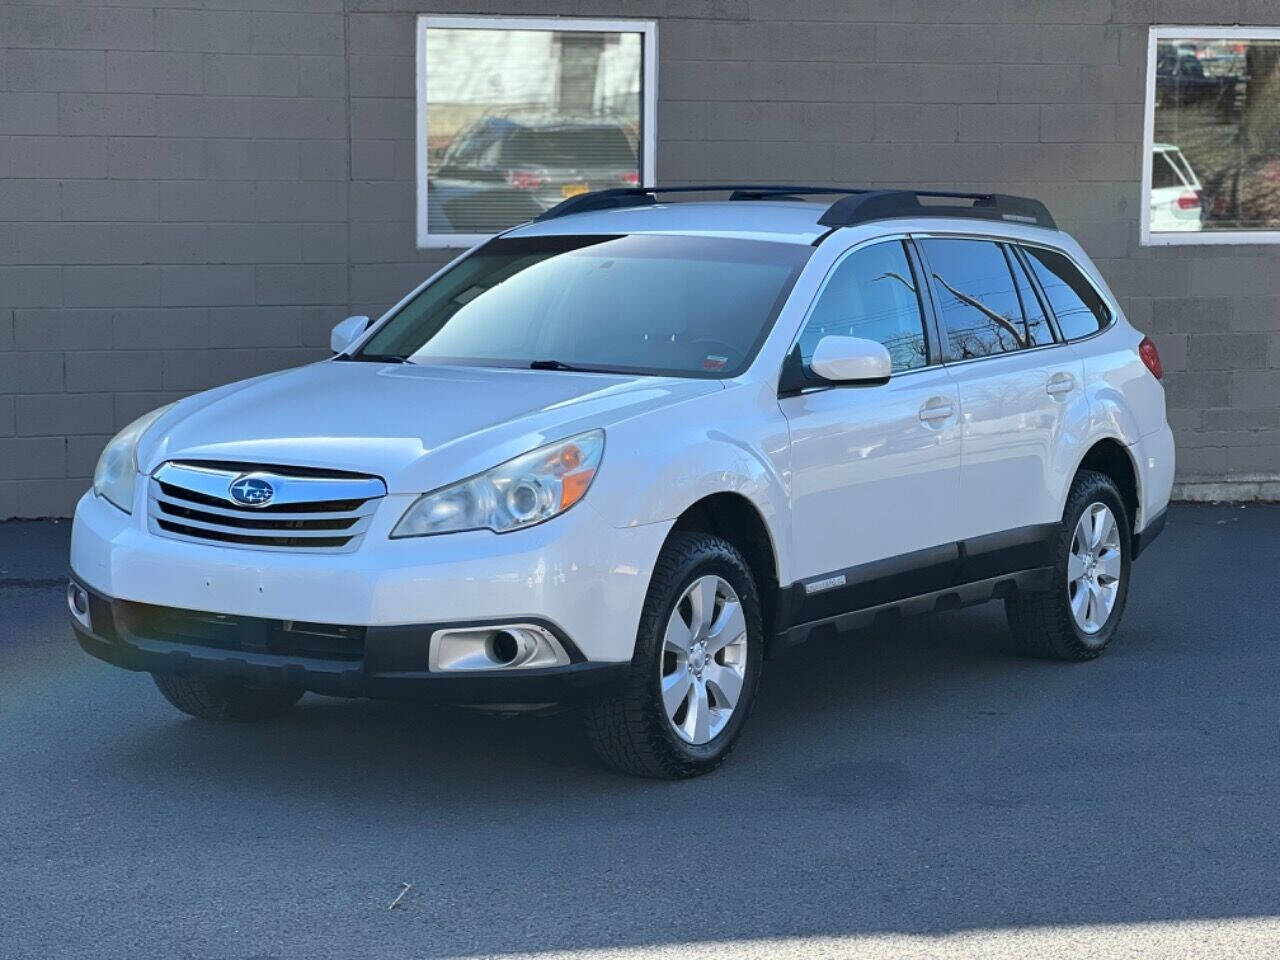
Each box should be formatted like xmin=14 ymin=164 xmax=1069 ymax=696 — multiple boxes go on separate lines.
xmin=148 ymin=461 xmax=386 ymax=554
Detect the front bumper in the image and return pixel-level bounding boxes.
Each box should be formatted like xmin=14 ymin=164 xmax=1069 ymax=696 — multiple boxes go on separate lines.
xmin=71 ymin=489 xmax=671 ymax=665
xmin=71 ymin=578 xmax=629 ymax=703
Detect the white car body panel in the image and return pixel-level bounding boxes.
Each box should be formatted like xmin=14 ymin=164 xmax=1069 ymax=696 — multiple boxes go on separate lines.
xmin=72 ymin=199 xmax=1174 ymax=675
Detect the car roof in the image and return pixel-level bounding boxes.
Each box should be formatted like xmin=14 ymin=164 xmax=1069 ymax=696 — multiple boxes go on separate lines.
xmin=503 ymin=200 xmax=1065 ymax=247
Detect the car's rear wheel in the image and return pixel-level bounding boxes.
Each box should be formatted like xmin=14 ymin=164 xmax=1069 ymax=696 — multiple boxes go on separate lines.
xmin=151 ymin=673 xmax=303 ymax=721
xmin=583 ymin=532 xmax=763 ymax=778
xmin=1004 ymin=469 xmax=1131 ymax=661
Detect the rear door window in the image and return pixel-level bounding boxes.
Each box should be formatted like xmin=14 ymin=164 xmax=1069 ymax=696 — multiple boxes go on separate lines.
xmin=1020 ymin=246 xmax=1111 ymax=340
xmin=918 ymin=238 xmax=1033 ymax=359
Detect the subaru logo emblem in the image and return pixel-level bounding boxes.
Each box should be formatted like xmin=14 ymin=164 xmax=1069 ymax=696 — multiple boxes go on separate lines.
xmin=229 ymin=475 xmax=275 ymax=508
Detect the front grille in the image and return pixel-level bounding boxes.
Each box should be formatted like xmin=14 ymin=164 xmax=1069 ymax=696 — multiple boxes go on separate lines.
xmin=148 ymin=461 xmax=386 ymax=553
xmin=114 ymin=601 xmax=366 ymax=662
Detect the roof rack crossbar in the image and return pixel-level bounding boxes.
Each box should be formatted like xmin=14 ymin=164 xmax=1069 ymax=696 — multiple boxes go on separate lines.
xmin=533 ymin=184 xmax=1056 ymax=230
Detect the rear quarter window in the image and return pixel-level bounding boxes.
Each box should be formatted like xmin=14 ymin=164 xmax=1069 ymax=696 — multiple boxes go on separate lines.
xmin=1021 ymin=246 xmax=1112 ymax=341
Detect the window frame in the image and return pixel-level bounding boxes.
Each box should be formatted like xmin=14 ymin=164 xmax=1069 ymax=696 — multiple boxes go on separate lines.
xmin=415 ymin=15 xmax=658 ymax=249
xmin=780 ymin=236 xmax=941 ymax=394
xmin=1142 ymin=24 xmax=1280 ymax=246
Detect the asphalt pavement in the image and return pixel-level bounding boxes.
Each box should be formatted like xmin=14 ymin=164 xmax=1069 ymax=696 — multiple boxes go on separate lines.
xmin=2 ymin=504 xmax=1279 ymax=959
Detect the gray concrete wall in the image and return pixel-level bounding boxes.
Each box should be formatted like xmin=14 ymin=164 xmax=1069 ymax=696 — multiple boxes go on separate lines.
xmin=2 ymin=0 xmax=1279 ymax=517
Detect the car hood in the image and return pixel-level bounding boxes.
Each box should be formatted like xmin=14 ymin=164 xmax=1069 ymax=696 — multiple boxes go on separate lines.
xmin=139 ymin=361 xmax=721 ymax=494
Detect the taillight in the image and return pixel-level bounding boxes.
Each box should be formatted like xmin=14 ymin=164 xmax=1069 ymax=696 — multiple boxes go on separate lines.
xmin=507 ymin=169 xmax=544 ymax=190
xmin=1138 ymin=336 xmax=1163 ymax=380
xmin=617 ymin=170 xmax=639 ymax=186
xmin=1176 ymin=190 xmax=1201 ymax=210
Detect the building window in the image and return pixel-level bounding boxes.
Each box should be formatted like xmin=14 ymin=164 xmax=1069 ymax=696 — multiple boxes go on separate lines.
xmin=416 ymin=16 xmax=657 ymax=248
xmin=1144 ymin=26 xmax=1280 ymax=245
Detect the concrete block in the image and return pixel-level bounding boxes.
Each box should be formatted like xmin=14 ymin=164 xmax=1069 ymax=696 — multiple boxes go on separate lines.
xmin=301 ymin=224 xmax=348 ymax=263
xmin=7 ymin=137 xmax=109 ymax=179
xmin=155 ymin=95 xmax=346 ymax=139
xmin=351 ymin=97 xmax=412 ymax=139
xmin=206 ymin=306 xmax=303 ymax=347
xmin=876 ymin=23 xmax=1040 ymax=63
xmin=1146 ymin=297 xmax=1233 ymax=334
xmin=349 ymin=55 xmax=414 ymax=98
xmin=351 ymin=181 xmax=413 ymax=222
xmin=1040 ymin=104 xmax=1116 ymax=143
xmin=65 ymin=350 xmax=163 ymax=392
xmin=2 ymin=478 xmax=88 ymax=517
xmin=2 ymin=50 xmax=106 ymax=92
xmin=59 ymin=180 xmax=160 ymax=222
xmin=0 ymin=93 xmax=59 ymax=135
xmin=1158 ymin=0 xmax=1238 ymax=23
xmin=14 ymin=310 xmax=113 ymax=350
xmin=206 ymin=224 xmax=302 ymax=264
xmin=997 ymin=65 xmax=1086 ymax=104
xmin=0 ymin=180 xmax=61 ymax=220
xmin=299 ymin=140 xmax=349 ymax=181
xmin=0 ymin=395 xmax=14 ymax=437
xmin=298 ymin=56 xmax=347 ymax=98
xmin=106 ymin=52 xmax=204 ymax=94
xmin=113 ymin=308 xmax=211 ymax=349
xmin=1 ymin=5 xmax=58 ymax=47
xmin=53 ymin=7 xmax=156 ymax=50
xmin=348 ymin=13 xmax=415 ymax=55
xmin=106 ymin=137 xmax=206 ymax=179
xmin=159 ymin=265 xmax=255 ymax=307
xmin=254 ymin=265 xmax=348 ymax=305
xmin=0 ymin=267 xmax=62 ymax=308
xmin=63 ymin=266 xmax=161 ymax=308
xmin=16 ymin=395 xmax=116 ymax=436
xmin=204 ymin=55 xmax=300 ymax=96
xmin=1189 ymin=334 xmax=1271 ymax=372
xmin=0 ymin=351 xmax=63 ymax=393
xmin=1230 ymin=297 xmax=1280 ymax=333
xmin=1041 ymin=25 xmax=1120 ymax=64
xmin=873 ymin=104 xmax=957 ymax=143
xmin=205 ymin=140 xmax=300 ymax=180
xmin=958 ymin=104 xmax=1040 ymax=143
xmin=66 ymin=435 xmax=110 ymax=477
xmin=58 ymin=93 xmax=156 ymax=136
xmin=1161 ymin=370 xmax=1231 ymax=408
xmin=0 ymin=438 xmax=66 ymax=480
xmin=1232 ymin=371 xmax=1280 ymax=408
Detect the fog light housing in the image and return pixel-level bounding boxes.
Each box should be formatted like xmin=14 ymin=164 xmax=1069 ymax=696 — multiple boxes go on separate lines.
xmin=67 ymin=582 xmax=91 ymax=629
xmin=429 ymin=624 xmax=570 ymax=672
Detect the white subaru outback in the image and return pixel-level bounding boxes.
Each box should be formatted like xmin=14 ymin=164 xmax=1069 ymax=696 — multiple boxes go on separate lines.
xmin=69 ymin=186 xmax=1174 ymax=778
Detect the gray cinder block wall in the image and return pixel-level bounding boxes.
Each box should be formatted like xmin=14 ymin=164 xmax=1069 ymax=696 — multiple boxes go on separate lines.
xmin=2 ymin=0 xmax=1280 ymax=517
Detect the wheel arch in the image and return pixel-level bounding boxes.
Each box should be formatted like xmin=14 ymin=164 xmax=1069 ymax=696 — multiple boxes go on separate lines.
xmin=667 ymin=492 xmax=783 ymax=653
xmin=1073 ymin=437 xmax=1141 ymax=544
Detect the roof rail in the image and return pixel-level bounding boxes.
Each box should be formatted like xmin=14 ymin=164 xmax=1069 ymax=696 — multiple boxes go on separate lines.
xmin=534 ymin=184 xmax=870 ymax=221
xmin=533 ymin=184 xmax=1056 ymax=230
xmin=818 ymin=189 xmax=1056 ymax=229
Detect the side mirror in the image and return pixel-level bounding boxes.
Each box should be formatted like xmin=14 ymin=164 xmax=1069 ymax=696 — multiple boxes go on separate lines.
xmin=808 ymin=335 xmax=892 ymax=386
xmin=330 ymin=315 xmax=370 ymax=355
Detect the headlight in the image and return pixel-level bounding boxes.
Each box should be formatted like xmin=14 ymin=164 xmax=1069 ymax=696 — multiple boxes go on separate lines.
xmin=92 ymin=404 xmax=174 ymax=514
xmin=392 ymin=430 xmax=604 ymax=538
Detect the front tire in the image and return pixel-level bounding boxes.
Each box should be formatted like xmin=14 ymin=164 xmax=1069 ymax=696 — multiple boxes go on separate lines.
xmin=1004 ymin=469 xmax=1132 ymax=661
xmin=152 ymin=673 xmax=303 ymax=721
xmin=583 ymin=532 xmax=764 ymax=779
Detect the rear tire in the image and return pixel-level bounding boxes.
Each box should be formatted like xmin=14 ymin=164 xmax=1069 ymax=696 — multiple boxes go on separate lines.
xmin=1004 ymin=469 xmax=1131 ymax=661
xmin=151 ymin=673 xmax=303 ymax=721
xmin=583 ymin=532 xmax=764 ymax=779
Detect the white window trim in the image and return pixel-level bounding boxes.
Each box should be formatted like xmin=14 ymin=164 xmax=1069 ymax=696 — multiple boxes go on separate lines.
xmin=415 ymin=15 xmax=658 ymax=249
xmin=1143 ymin=25 xmax=1280 ymax=246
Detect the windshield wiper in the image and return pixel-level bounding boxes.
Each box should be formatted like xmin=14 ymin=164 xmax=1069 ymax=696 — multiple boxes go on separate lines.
xmin=336 ymin=353 xmax=415 ymax=364
xmin=529 ymin=359 xmax=608 ymax=372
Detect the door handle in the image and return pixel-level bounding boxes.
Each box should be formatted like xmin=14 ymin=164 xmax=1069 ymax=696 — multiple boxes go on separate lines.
xmin=919 ymin=397 xmax=954 ymax=422
xmin=1046 ymin=372 xmax=1076 ymax=397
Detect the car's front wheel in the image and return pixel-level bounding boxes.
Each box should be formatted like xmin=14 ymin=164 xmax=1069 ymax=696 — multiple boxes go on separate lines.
xmin=584 ymin=532 xmax=764 ymax=778
xmin=1005 ymin=469 xmax=1132 ymax=661
xmin=152 ymin=673 xmax=303 ymax=721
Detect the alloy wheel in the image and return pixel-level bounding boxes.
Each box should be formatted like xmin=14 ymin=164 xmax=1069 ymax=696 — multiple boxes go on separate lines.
xmin=660 ymin=574 xmax=749 ymax=745
xmin=1068 ymin=502 xmax=1123 ymax=635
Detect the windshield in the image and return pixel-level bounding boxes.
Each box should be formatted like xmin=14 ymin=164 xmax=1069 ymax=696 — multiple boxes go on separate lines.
xmin=357 ymin=234 xmax=812 ymax=378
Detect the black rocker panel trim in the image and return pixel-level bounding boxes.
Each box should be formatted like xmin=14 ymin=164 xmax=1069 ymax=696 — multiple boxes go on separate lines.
xmin=781 ymin=522 xmax=1060 ymax=633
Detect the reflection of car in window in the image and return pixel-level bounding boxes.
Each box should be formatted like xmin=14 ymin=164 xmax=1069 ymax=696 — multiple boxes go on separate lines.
xmin=429 ymin=114 xmax=640 ymax=231
xmin=1155 ymin=44 xmax=1240 ymax=112
xmin=1149 ymin=143 xmax=1203 ymax=232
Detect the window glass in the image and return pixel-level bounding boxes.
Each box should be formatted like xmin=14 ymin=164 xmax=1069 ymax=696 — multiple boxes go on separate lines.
xmin=795 ymin=241 xmax=928 ymax=373
xmin=1022 ymin=246 xmax=1111 ymax=340
xmin=422 ymin=23 xmax=650 ymax=242
xmin=1006 ymin=248 xmax=1055 ymax=347
xmin=358 ymin=234 xmax=811 ymax=378
xmin=1151 ymin=151 xmax=1184 ymax=189
xmin=919 ymin=238 xmax=1029 ymax=359
xmin=1148 ymin=34 xmax=1280 ymax=237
